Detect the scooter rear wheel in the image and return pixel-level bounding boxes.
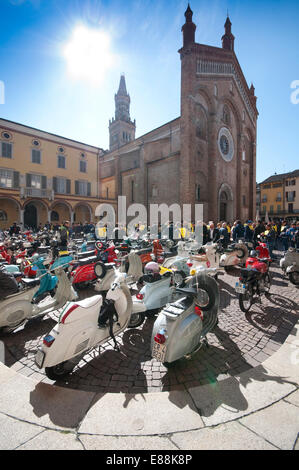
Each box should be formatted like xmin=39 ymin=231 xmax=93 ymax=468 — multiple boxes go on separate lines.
xmin=289 ymin=271 xmax=299 ymax=286
xmin=239 ymin=287 xmax=253 ymax=313
xmin=45 ymin=362 xmax=73 ymax=380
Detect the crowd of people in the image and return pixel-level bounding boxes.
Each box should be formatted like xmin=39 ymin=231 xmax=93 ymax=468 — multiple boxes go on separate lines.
xmin=1 ymin=218 xmax=299 ymax=259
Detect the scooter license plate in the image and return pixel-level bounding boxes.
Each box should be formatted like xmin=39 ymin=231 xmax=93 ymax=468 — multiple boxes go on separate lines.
xmin=235 ymin=282 xmax=246 ymax=294
xmin=35 ymin=348 xmax=45 ymax=369
xmin=152 ymin=342 xmax=167 ymax=362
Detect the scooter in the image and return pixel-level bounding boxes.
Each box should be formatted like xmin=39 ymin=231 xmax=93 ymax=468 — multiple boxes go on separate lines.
xmin=0 ymin=265 xmax=78 ymax=334
xmin=35 ymin=271 xmax=145 ymax=380
xmin=69 ymin=241 xmax=119 ymax=290
xmin=280 ymin=247 xmax=299 ymax=286
xmin=151 ymin=273 xmax=219 ymax=365
xmin=94 ymin=251 xmax=144 ymax=293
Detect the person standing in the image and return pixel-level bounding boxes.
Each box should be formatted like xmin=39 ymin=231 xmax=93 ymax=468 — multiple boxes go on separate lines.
xmin=208 ymin=222 xmax=220 ymax=242
xmin=232 ymin=220 xmax=245 ymax=242
xmin=219 ymin=222 xmax=230 ymax=248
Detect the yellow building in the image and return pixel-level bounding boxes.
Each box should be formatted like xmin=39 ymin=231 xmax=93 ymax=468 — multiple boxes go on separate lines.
xmin=259 ymin=170 xmax=299 ymax=220
xmin=0 ymin=118 xmax=117 ymax=230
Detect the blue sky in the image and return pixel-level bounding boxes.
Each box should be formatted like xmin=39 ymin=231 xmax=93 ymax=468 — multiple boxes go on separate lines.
xmin=0 ymin=0 xmax=298 ymax=183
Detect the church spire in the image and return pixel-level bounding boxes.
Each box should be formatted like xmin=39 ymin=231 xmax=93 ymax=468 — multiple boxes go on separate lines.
xmin=109 ymin=75 xmax=136 ymax=151
xmin=182 ymin=3 xmax=196 ymax=48
xmin=221 ymin=15 xmax=235 ymax=51
xmin=117 ymin=74 xmax=128 ymax=96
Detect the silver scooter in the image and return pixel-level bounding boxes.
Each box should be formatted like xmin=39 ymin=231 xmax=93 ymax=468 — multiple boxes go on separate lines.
xmin=0 ymin=264 xmax=78 ymax=334
xmin=151 ymin=273 xmax=219 ymax=365
xmin=280 ymin=247 xmax=299 ymax=285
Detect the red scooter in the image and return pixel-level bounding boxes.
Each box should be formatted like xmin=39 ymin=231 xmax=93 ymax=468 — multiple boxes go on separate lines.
xmin=235 ymin=250 xmax=271 ymax=313
xmin=70 ymin=241 xmax=119 ymax=290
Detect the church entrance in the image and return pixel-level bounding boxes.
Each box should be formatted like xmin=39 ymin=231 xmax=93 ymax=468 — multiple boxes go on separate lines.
xmin=220 ymin=192 xmax=228 ymax=221
xmin=218 ymin=184 xmax=234 ymax=223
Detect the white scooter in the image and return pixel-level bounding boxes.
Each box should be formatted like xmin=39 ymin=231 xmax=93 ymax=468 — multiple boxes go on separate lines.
xmin=280 ymin=247 xmax=299 ymax=285
xmin=151 ymin=273 xmax=219 ymax=365
xmin=35 ymin=271 xmax=145 ymax=380
xmin=0 ymin=265 xmax=78 ymax=334
xmin=188 ymin=239 xmax=248 ymax=274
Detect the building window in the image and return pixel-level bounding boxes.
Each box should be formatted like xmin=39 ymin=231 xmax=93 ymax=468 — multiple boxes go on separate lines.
xmin=0 ymin=168 xmax=13 ymax=188
xmin=262 ymin=195 xmax=267 ymax=202
xmin=1 ymin=132 xmax=11 ymax=140
xmin=152 ymin=185 xmax=158 ymax=197
xmin=196 ymin=185 xmax=200 ymax=201
xmin=32 ymin=149 xmax=41 ymax=164
xmin=57 ymin=177 xmax=66 ymax=194
xmin=242 ymin=150 xmax=246 ymax=161
xmin=32 ymin=139 xmax=40 ymax=147
xmin=31 ymin=174 xmax=42 ymax=189
xmin=243 ymin=195 xmax=246 ymax=206
xmin=58 ymin=155 xmax=66 ymax=169
xmin=288 ymin=203 xmax=294 ymax=213
xmin=75 ymin=180 xmax=90 ymax=196
xmin=277 ymin=205 xmax=281 ymax=213
xmin=51 ymin=211 xmax=59 ymax=222
xmin=0 ymin=210 xmax=7 ymax=221
xmin=270 ymin=205 xmax=274 ymax=213
xmin=80 ymin=160 xmax=87 ymax=173
xmin=1 ymin=141 xmax=12 ymax=158
xmin=214 ymin=84 xmax=218 ymax=97
xmin=223 ymin=105 xmax=230 ymax=125
xmin=276 ymin=192 xmax=282 ymax=201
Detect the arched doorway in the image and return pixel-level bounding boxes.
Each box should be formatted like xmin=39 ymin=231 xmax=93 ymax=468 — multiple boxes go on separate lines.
xmin=220 ymin=191 xmax=228 ymax=221
xmin=218 ymin=183 xmax=234 ymax=223
xmin=24 ymin=204 xmax=37 ymax=230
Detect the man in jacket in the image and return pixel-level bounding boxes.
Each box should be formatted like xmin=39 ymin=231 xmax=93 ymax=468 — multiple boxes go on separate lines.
xmin=208 ymin=222 xmax=220 ymax=243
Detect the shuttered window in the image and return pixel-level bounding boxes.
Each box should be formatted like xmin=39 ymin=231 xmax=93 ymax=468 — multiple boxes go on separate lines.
xmin=1 ymin=142 xmax=12 ymax=158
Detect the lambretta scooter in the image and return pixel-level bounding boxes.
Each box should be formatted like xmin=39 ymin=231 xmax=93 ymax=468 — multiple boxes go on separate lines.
xmin=0 ymin=265 xmax=78 ymax=334
xmin=151 ymin=273 xmax=219 ymax=365
xmin=280 ymin=247 xmax=299 ymax=286
xmin=35 ymin=271 xmax=145 ymax=380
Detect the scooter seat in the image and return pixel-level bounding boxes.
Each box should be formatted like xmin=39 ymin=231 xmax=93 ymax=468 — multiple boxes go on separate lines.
xmin=105 ymin=263 xmax=116 ymax=270
xmin=77 ymin=250 xmax=95 ymax=259
xmin=77 ymin=295 xmax=102 ymax=309
xmin=135 ymin=247 xmax=152 ymax=255
xmin=21 ymin=278 xmax=40 ymax=287
xmin=78 ymin=256 xmax=98 ymax=266
xmin=175 ymin=287 xmax=198 ymax=297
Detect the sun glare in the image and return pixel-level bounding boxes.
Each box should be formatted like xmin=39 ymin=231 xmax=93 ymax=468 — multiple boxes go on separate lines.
xmin=63 ymin=25 xmax=115 ymax=85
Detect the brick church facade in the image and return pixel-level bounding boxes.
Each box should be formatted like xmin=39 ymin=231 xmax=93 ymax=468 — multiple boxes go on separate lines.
xmin=99 ymin=4 xmax=258 ymax=224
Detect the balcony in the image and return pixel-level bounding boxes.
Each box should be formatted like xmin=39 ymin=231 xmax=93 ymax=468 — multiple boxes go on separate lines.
xmin=20 ymin=187 xmax=54 ymax=200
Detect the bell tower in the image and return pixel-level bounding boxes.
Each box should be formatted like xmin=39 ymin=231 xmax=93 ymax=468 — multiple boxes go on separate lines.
xmin=109 ymin=74 xmax=136 ymax=151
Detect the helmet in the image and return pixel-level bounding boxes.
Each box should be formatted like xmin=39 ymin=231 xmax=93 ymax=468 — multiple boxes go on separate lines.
xmin=144 ymin=262 xmax=160 ymax=275
xmin=250 ymin=250 xmax=257 ymax=257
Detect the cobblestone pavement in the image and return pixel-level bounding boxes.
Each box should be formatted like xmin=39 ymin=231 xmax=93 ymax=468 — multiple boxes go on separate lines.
xmin=1 ymin=255 xmax=298 ymax=394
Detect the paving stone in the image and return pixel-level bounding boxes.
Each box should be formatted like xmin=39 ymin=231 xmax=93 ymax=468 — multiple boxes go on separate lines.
xmin=171 ymin=421 xmax=277 ymax=450
xmin=240 ymin=400 xmax=299 ymax=450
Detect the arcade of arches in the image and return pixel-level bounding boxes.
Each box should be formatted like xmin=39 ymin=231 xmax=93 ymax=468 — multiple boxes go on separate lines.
xmin=0 ymin=197 xmax=98 ymax=231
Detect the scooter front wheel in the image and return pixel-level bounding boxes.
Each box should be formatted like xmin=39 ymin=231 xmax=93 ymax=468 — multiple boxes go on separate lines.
xmin=127 ymin=312 xmax=145 ymax=329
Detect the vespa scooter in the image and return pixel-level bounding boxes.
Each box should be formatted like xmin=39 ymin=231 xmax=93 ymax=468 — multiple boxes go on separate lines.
xmin=0 ymin=265 xmax=78 ymax=334
xmin=35 ymin=271 xmax=145 ymax=380
xmin=280 ymin=247 xmax=299 ymax=285
xmin=151 ymin=273 xmax=219 ymax=365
